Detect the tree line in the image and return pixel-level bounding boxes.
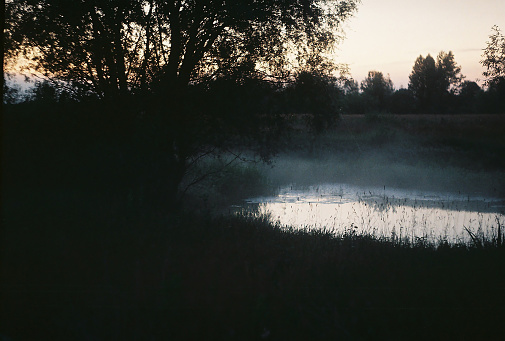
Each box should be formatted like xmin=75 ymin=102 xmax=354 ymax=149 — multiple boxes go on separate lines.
xmin=6 ymin=27 xmax=505 ymax=117
xmin=343 ymin=44 xmax=505 ymax=115
xmin=338 ymin=26 xmax=505 ymax=116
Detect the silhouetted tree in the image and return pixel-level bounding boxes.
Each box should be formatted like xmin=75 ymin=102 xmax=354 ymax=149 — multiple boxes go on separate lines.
xmin=481 ymin=25 xmax=505 ymax=87
xmin=342 ymin=91 xmax=366 ymax=115
xmin=285 ymin=70 xmax=342 ymax=131
xmin=1 ymin=1 xmax=5 ymax=104
xmin=436 ymin=51 xmax=463 ymax=93
xmin=28 ymin=80 xmax=56 ymax=103
xmin=6 ymin=0 xmax=360 ymax=98
xmin=342 ymin=78 xmax=359 ymax=94
xmin=333 ymin=64 xmax=359 ymax=94
xmin=5 ymin=0 xmax=360 ymax=208
xmin=481 ymin=25 xmax=505 ymax=113
xmin=409 ymin=54 xmax=437 ymax=111
xmin=360 ymin=70 xmax=394 ymax=111
xmin=457 ymin=81 xmax=482 ymax=113
xmin=337 ymin=72 xmax=364 ymax=114
xmin=408 ymin=51 xmax=463 ymax=112
xmin=3 ymin=76 xmax=22 ymax=104
xmin=388 ymin=88 xmax=416 ymax=114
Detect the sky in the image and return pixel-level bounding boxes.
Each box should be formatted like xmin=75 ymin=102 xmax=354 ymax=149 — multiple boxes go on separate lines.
xmin=335 ymin=0 xmax=505 ymax=88
xmin=7 ymin=0 xmax=505 ymax=92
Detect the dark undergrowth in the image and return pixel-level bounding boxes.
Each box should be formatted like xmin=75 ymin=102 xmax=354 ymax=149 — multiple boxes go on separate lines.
xmin=2 ymin=190 xmax=505 ymax=340
xmin=2 ymin=108 xmax=505 ymax=340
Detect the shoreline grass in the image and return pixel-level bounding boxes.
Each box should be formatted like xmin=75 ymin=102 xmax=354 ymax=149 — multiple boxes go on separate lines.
xmin=2 ymin=202 xmax=505 ymax=340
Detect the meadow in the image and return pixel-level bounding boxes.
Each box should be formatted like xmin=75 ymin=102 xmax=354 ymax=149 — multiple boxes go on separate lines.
xmin=2 ymin=110 xmax=505 ymax=340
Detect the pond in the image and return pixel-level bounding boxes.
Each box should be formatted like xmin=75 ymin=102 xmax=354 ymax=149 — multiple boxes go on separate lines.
xmin=232 ymin=183 xmax=505 ymax=244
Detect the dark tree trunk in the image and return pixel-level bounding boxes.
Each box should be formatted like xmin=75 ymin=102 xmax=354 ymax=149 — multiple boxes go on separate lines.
xmin=135 ymin=91 xmax=190 ymax=215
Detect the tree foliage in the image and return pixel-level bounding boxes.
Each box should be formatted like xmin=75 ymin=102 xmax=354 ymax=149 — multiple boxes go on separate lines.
xmin=5 ymin=0 xmax=360 ymax=100
xmin=481 ymin=25 xmax=505 ymax=87
xmin=5 ymin=0 xmax=360 ymax=206
xmin=3 ymin=75 xmax=23 ymax=104
xmin=457 ymin=81 xmax=481 ymax=113
xmin=435 ymin=51 xmax=463 ymax=93
xmin=408 ymin=51 xmax=463 ymax=112
xmin=284 ymin=70 xmax=342 ymax=131
xmin=388 ymin=88 xmax=416 ymax=114
xmin=360 ymin=70 xmax=393 ymax=110
xmin=408 ymin=54 xmax=437 ymax=111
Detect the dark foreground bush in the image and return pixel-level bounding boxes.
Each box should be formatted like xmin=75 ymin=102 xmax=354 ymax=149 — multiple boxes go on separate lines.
xmin=2 ymin=198 xmax=505 ymax=340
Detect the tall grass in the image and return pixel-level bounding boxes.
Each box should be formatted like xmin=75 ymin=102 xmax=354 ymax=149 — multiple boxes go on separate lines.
xmin=2 ymin=199 xmax=505 ymax=340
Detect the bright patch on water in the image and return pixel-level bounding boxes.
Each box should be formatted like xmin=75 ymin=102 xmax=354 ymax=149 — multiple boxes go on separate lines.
xmin=236 ymin=184 xmax=505 ymax=244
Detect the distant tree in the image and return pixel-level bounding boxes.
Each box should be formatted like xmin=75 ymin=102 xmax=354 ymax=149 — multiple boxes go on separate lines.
xmin=27 ymin=79 xmax=74 ymax=104
xmin=481 ymin=25 xmax=505 ymax=87
xmin=388 ymin=88 xmax=416 ymax=114
xmin=342 ymin=78 xmax=360 ymax=94
xmin=5 ymin=0 xmax=360 ymax=207
xmin=458 ymin=81 xmax=481 ymax=95
xmin=342 ymin=92 xmax=366 ymax=115
xmin=30 ymin=81 xmax=58 ymax=102
xmin=436 ymin=51 xmax=464 ymax=94
xmin=480 ymin=25 xmax=505 ymax=113
xmin=335 ymin=67 xmax=363 ymax=114
xmin=408 ymin=51 xmax=463 ymax=112
xmin=285 ymin=70 xmax=342 ymax=131
xmin=333 ymin=64 xmax=359 ymax=94
xmin=408 ymin=54 xmax=438 ymax=111
xmin=3 ymin=75 xmax=22 ymax=104
xmin=457 ymin=81 xmax=482 ymax=113
xmin=360 ymin=70 xmax=394 ymax=111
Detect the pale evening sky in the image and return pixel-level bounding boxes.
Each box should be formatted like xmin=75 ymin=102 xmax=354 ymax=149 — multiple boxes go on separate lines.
xmin=335 ymin=0 xmax=505 ymax=88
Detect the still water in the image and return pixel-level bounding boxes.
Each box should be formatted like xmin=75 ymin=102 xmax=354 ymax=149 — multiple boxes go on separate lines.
xmin=234 ymin=183 xmax=505 ymax=244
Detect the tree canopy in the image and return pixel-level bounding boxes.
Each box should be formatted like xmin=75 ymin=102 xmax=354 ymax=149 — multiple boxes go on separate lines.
xmin=5 ymin=0 xmax=360 ymax=100
xmin=408 ymin=51 xmax=463 ymax=112
xmin=360 ymin=70 xmax=393 ymax=110
xmin=481 ymin=25 xmax=505 ymax=88
xmin=4 ymin=0 xmax=360 ymax=207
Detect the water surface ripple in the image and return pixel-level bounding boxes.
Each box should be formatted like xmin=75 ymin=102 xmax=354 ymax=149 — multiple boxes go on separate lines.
xmin=237 ymin=184 xmax=505 ymax=243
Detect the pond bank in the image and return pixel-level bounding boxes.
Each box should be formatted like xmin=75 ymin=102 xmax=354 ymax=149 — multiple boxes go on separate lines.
xmin=3 ymin=209 xmax=505 ymax=340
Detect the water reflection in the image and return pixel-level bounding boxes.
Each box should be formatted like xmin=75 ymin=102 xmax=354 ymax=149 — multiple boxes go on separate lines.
xmin=236 ymin=184 xmax=505 ymax=243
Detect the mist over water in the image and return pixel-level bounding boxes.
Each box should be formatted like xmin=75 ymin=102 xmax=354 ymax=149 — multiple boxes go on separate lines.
xmin=216 ymin=114 xmax=505 ymax=244
xmin=228 ymin=132 xmax=505 ymax=244
xmin=236 ymin=183 xmax=505 ymax=243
